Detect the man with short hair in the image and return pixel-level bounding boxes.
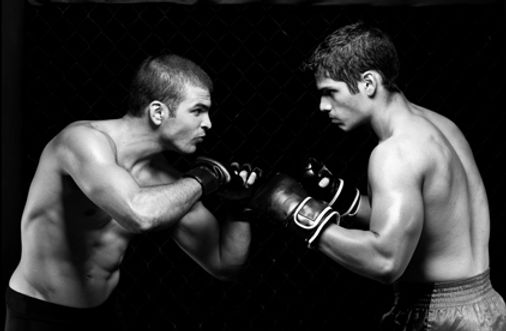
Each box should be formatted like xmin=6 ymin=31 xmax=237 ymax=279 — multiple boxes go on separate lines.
xmin=252 ymin=22 xmax=506 ymax=330
xmin=5 ymin=54 xmax=260 ymax=331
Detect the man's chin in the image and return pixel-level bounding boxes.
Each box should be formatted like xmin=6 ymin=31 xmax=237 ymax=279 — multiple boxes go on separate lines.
xmin=335 ymin=123 xmax=349 ymax=131
xmin=168 ymin=144 xmax=197 ymax=155
xmin=184 ymin=144 xmax=198 ymax=154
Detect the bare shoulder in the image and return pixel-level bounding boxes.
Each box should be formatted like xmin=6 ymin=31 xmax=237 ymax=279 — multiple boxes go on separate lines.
xmin=416 ymin=106 xmax=474 ymax=155
xmin=371 ymin=135 xmax=427 ymax=170
xmin=56 ymin=121 xmax=114 ymax=145
xmin=416 ymin=106 xmax=466 ymax=140
xmin=369 ymin=135 xmax=429 ymax=189
xmin=50 ymin=120 xmax=117 ymax=166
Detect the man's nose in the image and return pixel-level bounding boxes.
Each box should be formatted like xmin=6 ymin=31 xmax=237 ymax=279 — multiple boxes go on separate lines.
xmin=202 ymin=113 xmax=212 ymax=130
xmin=319 ymin=98 xmax=331 ymax=112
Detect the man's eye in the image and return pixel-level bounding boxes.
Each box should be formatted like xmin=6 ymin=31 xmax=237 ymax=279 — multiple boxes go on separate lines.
xmin=321 ymin=89 xmax=335 ymax=96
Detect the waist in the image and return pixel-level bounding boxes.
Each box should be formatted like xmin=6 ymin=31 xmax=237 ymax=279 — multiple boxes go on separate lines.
xmin=5 ymin=286 xmax=116 ymax=321
xmin=393 ymin=269 xmax=494 ymax=309
xmin=10 ymin=263 xmax=120 ymax=308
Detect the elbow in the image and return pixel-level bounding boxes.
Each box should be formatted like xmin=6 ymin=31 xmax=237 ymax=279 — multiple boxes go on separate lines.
xmin=119 ymin=214 xmax=153 ymax=234
xmin=121 ymin=203 xmax=158 ymax=234
xmin=207 ymin=264 xmax=242 ymax=281
xmin=212 ymin=270 xmax=237 ymax=282
xmin=374 ymin=258 xmax=404 ymax=284
xmin=206 ymin=254 xmax=248 ymax=281
xmin=131 ymin=218 xmax=154 ymax=233
xmin=126 ymin=192 xmax=181 ymax=232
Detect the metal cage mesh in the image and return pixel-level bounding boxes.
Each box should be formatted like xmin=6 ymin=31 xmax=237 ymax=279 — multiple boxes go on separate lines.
xmin=20 ymin=3 xmax=505 ymax=330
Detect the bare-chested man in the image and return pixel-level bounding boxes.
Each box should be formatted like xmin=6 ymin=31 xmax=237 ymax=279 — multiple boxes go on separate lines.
xmin=250 ymin=22 xmax=506 ymax=330
xmin=5 ymin=54 xmax=260 ymax=331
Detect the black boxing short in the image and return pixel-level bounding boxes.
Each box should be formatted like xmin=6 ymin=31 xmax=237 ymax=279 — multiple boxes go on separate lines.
xmin=380 ymin=269 xmax=506 ymax=331
xmin=4 ymin=286 xmax=119 ymax=331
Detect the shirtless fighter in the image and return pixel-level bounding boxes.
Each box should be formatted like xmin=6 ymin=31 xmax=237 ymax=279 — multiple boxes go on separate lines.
xmin=251 ymin=22 xmax=506 ymax=330
xmin=5 ymin=54 xmax=260 ymax=331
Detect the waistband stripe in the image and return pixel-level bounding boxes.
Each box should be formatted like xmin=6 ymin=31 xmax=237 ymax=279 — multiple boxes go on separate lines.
xmin=393 ymin=270 xmax=494 ymax=308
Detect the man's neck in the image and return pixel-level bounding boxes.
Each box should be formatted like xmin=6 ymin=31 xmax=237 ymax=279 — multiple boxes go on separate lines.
xmin=110 ymin=115 xmax=165 ymax=170
xmin=370 ymin=92 xmax=411 ymax=141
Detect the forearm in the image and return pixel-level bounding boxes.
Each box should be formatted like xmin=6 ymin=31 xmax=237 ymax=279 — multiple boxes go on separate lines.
xmin=127 ymin=178 xmax=203 ymax=232
xmin=216 ymin=220 xmax=251 ymax=278
xmin=317 ymin=225 xmax=400 ymax=284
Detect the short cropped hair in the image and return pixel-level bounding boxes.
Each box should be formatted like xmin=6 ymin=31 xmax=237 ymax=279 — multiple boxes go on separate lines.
xmin=127 ymin=54 xmax=213 ymax=116
xmin=304 ymin=22 xmax=400 ymax=94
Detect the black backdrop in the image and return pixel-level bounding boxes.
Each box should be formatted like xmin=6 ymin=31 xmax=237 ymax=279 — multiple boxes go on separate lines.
xmin=2 ymin=2 xmax=505 ymax=330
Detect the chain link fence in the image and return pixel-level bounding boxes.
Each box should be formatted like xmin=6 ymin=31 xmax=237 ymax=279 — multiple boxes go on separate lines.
xmin=18 ymin=3 xmax=505 ymax=330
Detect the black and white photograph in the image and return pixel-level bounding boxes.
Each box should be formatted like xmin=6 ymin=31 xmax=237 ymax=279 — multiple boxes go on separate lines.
xmin=2 ymin=0 xmax=505 ymax=330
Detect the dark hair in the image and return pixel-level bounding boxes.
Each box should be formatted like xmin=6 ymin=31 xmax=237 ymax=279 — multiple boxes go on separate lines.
xmin=304 ymin=22 xmax=400 ymax=94
xmin=127 ymin=54 xmax=213 ymax=116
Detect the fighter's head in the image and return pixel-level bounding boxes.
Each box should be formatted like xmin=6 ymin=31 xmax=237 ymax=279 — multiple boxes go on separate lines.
xmin=127 ymin=54 xmax=214 ymax=117
xmin=304 ymin=22 xmax=400 ymax=94
xmin=126 ymin=54 xmax=214 ymax=154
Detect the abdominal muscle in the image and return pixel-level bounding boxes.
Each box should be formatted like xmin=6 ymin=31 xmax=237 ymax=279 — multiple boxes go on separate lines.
xmin=10 ymin=210 xmax=131 ymax=308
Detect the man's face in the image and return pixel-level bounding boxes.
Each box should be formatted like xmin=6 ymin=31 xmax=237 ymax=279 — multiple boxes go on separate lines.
xmin=316 ymin=76 xmax=368 ymax=131
xmin=162 ymin=84 xmax=212 ymax=154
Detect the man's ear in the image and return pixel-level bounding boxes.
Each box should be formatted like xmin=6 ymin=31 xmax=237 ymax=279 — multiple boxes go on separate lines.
xmin=148 ymin=101 xmax=167 ymax=126
xmin=361 ymin=71 xmax=379 ymax=97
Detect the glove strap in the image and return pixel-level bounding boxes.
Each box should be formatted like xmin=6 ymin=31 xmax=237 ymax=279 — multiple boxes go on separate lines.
xmin=343 ymin=189 xmax=360 ymax=217
xmin=291 ymin=197 xmax=340 ymax=248
xmin=328 ymin=179 xmax=344 ymax=206
xmin=328 ymin=179 xmax=361 ymax=217
xmin=307 ymin=209 xmax=339 ymax=248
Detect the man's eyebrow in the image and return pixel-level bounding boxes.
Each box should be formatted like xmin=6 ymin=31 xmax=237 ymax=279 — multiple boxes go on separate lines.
xmin=193 ymin=103 xmax=210 ymax=110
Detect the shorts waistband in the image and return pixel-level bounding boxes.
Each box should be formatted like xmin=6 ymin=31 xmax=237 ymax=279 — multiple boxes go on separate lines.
xmin=5 ymin=286 xmax=113 ymax=322
xmin=393 ymin=269 xmax=494 ymax=309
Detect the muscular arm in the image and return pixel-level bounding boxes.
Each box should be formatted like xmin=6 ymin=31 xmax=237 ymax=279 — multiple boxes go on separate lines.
xmin=347 ymin=195 xmax=372 ymax=228
xmin=56 ymin=125 xmax=202 ymax=233
xmin=56 ymin=124 xmax=250 ymax=277
xmin=171 ymin=203 xmax=251 ymax=280
xmin=317 ymin=142 xmax=424 ymax=283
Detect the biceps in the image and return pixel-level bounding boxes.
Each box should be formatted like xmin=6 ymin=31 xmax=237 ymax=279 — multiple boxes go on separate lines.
xmin=370 ymin=189 xmax=424 ymax=258
xmin=69 ymin=161 xmax=140 ymax=220
xmin=171 ymin=203 xmax=220 ymax=260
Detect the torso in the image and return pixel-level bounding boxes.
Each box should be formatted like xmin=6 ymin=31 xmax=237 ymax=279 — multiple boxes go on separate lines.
xmin=376 ymin=105 xmax=489 ymax=282
xmin=9 ymin=120 xmax=176 ymax=308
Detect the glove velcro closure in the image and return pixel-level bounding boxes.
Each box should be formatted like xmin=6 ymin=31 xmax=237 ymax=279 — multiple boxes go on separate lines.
xmin=328 ymin=179 xmax=361 ymax=217
xmin=289 ymin=197 xmax=340 ymax=248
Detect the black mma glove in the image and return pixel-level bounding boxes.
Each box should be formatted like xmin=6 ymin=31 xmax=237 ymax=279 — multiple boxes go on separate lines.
xmin=250 ymin=172 xmax=339 ymax=248
xmin=301 ymin=157 xmax=360 ymax=217
xmin=222 ymin=162 xmax=263 ymax=201
xmin=184 ymin=156 xmax=232 ymax=196
xmin=222 ymin=162 xmax=263 ymax=222
xmin=185 ymin=157 xmax=263 ymax=221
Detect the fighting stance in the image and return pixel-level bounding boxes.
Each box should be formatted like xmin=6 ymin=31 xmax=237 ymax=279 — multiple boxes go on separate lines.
xmin=252 ymin=22 xmax=506 ymax=330
xmin=5 ymin=54 xmax=260 ymax=330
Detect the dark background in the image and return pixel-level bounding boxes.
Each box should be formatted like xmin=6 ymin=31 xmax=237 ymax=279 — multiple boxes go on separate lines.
xmin=2 ymin=1 xmax=505 ymax=330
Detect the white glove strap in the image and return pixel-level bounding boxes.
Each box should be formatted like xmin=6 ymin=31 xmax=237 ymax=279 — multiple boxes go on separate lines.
xmin=342 ymin=189 xmax=361 ymax=217
xmin=328 ymin=179 xmax=344 ymax=207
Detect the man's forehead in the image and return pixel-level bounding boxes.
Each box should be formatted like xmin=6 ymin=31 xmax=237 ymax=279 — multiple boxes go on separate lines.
xmin=316 ymin=76 xmax=342 ymax=89
xmin=184 ymin=84 xmax=211 ymax=105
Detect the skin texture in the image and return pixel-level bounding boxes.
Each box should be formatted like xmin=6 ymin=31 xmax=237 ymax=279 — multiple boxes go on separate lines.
xmin=9 ymin=83 xmax=253 ymax=308
xmin=314 ymin=73 xmax=489 ymax=284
